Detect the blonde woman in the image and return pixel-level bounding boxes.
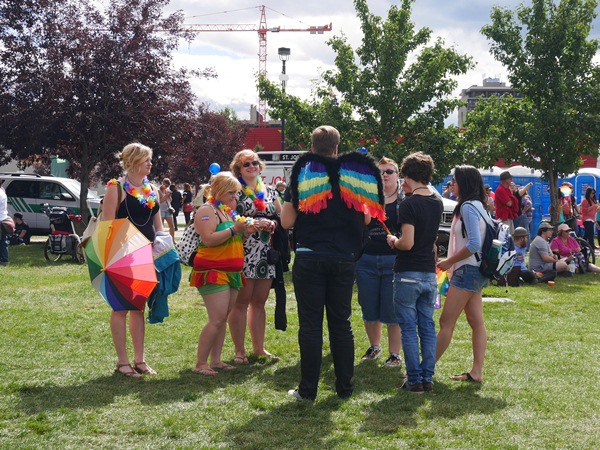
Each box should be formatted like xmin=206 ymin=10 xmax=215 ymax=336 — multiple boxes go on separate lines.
xmin=228 ymin=150 xmax=281 ymax=364
xmin=102 ymin=143 xmax=162 ymax=378
xmin=190 ymin=172 xmax=255 ymax=375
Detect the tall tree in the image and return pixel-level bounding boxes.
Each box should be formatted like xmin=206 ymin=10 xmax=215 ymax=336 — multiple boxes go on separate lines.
xmin=469 ymin=0 xmax=600 ymax=223
xmin=323 ymin=0 xmax=474 ymax=176
xmin=0 ymin=0 xmax=214 ymax=217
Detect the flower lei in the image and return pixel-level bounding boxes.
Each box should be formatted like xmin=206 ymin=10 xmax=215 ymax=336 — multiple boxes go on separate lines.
xmin=108 ymin=177 xmax=157 ymax=209
xmin=207 ymin=197 xmax=254 ymax=225
xmin=238 ymin=177 xmax=266 ymax=211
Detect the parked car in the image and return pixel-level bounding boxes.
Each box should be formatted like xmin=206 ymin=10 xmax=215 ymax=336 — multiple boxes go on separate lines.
xmin=0 ymin=173 xmax=101 ymax=234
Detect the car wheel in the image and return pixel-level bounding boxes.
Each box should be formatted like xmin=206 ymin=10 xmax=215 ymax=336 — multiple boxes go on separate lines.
xmin=437 ymin=231 xmax=449 ymax=258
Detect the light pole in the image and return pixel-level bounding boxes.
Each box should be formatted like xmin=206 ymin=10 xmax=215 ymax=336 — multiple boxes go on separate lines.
xmin=278 ymin=47 xmax=290 ymax=152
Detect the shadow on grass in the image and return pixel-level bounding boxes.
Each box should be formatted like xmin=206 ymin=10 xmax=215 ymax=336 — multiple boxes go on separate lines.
xmin=12 ymin=362 xmax=274 ymax=415
xmin=226 ymin=388 xmax=345 ymax=449
xmin=360 ymin=381 xmax=508 ymax=435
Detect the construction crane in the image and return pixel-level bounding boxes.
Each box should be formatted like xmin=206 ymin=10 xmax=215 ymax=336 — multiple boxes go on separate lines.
xmin=180 ymin=5 xmax=332 ymax=126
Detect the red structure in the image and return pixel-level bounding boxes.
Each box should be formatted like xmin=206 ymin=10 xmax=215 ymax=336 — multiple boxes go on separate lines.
xmin=244 ymin=127 xmax=281 ymax=151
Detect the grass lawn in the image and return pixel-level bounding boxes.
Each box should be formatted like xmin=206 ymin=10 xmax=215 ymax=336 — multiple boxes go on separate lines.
xmin=1 ymin=242 xmax=599 ymax=449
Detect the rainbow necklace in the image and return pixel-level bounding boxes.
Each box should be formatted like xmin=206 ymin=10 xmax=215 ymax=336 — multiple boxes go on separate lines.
xmin=207 ymin=197 xmax=253 ymax=224
xmin=112 ymin=176 xmax=157 ymax=209
xmin=238 ymin=177 xmax=266 ymax=211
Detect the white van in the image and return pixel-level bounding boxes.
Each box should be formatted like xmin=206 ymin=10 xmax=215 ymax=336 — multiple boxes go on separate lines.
xmin=256 ymin=151 xmax=456 ymax=255
xmin=0 ymin=173 xmax=102 ymax=234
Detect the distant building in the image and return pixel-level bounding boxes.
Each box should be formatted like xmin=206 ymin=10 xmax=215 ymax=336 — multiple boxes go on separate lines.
xmin=458 ymin=77 xmax=521 ymax=127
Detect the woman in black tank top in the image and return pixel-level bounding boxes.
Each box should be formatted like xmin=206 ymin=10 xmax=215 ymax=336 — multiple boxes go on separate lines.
xmin=102 ymin=143 xmax=163 ymax=378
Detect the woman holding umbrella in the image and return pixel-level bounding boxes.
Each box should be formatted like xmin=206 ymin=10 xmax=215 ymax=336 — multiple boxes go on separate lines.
xmin=102 ymin=142 xmax=162 ymax=378
xmin=190 ymin=171 xmax=255 ymax=375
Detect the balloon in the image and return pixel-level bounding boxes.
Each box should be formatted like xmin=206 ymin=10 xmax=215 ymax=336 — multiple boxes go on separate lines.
xmin=209 ymin=163 xmax=220 ymax=175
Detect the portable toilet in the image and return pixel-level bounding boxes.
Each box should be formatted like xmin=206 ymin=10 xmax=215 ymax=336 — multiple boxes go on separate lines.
xmin=573 ymin=168 xmax=600 ymax=203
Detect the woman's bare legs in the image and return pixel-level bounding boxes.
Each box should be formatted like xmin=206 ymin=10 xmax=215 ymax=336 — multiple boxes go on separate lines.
xmin=196 ymin=289 xmax=237 ymax=371
xmin=436 ymin=285 xmax=485 ymax=382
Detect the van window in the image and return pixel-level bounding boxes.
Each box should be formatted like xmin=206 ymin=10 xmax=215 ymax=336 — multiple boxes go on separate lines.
xmin=5 ymin=180 xmax=40 ymax=198
xmin=39 ymin=181 xmax=75 ymax=201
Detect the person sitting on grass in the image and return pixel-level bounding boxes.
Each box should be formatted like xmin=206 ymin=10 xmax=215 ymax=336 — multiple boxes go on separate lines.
xmin=529 ymin=222 xmax=570 ymax=278
xmin=499 ymin=227 xmax=538 ymax=286
xmin=10 ymin=213 xmax=31 ymax=245
xmin=550 ymin=223 xmax=600 ymax=274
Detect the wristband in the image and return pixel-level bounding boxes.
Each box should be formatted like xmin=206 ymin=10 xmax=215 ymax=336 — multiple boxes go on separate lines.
xmin=230 ymin=227 xmax=236 ymax=237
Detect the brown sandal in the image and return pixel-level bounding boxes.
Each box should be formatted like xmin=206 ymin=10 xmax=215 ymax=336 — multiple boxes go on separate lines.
xmin=115 ymin=363 xmax=141 ymax=378
xmin=133 ymin=361 xmax=158 ymax=375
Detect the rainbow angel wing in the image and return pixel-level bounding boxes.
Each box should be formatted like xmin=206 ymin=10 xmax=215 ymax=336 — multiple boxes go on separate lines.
xmin=338 ymin=152 xmax=385 ymax=223
xmin=296 ymin=159 xmax=332 ymax=214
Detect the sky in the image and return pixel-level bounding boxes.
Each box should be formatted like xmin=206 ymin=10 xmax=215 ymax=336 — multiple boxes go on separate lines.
xmin=156 ymin=0 xmax=598 ymax=125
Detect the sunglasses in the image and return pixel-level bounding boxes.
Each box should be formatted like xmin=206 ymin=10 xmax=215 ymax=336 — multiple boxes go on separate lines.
xmin=381 ymin=169 xmax=397 ymax=175
xmin=242 ymin=160 xmax=260 ymax=168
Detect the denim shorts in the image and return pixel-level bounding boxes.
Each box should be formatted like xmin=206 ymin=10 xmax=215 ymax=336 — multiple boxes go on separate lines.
xmin=450 ymin=264 xmax=489 ymax=293
xmin=355 ymin=253 xmax=397 ymax=324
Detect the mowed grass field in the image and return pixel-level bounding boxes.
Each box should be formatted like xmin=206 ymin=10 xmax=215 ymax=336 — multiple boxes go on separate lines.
xmin=0 ymin=242 xmax=599 ymax=449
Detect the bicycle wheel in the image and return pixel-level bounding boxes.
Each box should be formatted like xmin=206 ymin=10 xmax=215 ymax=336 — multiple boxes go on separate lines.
xmin=44 ymin=238 xmax=62 ymax=262
xmin=576 ymin=237 xmax=595 ymax=265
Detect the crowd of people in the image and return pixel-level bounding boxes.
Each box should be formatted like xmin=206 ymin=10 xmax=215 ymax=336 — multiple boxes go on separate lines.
xmin=5 ymin=132 xmax=598 ymax=400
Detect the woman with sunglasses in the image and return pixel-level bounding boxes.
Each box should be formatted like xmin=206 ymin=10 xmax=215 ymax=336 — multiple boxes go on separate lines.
xmin=355 ymin=157 xmax=404 ymax=368
xmin=228 ymin=149 xmax=282 ymax=364
xmin=436 ymin=166 xmax=489 ymax=383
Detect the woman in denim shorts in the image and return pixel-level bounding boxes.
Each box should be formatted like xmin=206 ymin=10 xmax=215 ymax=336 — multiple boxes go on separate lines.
xmin=356 ymin=157 xmax=404 ymax=367
xmin=436 ymin=165 xmax=489 ymax=383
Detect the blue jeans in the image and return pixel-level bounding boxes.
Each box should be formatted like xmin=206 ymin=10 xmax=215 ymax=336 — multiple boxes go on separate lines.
xmin=355 ymin=253 xmax=398 ymax=324
xmin=0 ymin=225 xmax=8 ymax=264
xmin=393 ymin=271 xmax=437 ymax=385
xmin=292 ymin=254 xmax=355 ymax=399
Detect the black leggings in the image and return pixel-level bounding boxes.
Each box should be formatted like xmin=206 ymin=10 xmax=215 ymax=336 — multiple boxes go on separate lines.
xmin=584 ymin=220 xmax=595 ymax=249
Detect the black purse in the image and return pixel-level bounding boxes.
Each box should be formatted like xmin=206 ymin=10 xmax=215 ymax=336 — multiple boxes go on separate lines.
xmin=267 ymin=248 xmax=281 ymax=265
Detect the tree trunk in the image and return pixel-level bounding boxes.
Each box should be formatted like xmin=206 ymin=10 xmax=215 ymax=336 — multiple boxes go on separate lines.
xmin=548 ymin=170 xmax=559 ymax=227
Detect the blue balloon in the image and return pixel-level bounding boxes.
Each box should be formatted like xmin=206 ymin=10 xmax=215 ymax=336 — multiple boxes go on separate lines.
xmin=209 ymin=163 xmax=220 ymax=175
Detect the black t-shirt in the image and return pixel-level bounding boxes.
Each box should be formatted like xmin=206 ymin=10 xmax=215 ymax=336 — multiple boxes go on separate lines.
xmin=393 ymin=194 xmax=443 ymax=273
xmin=171 ymin=189 xmax=182 ymax=209
xmin=15 ymin=221 xmax=31 ymax=244
xmin=291 ymin=185 xmax=366 ymax=259
xmin=364 ymin=199 xmax=400 ymax=256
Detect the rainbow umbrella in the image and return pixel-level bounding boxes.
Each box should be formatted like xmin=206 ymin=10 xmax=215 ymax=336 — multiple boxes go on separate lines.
xmin=436 ymin=267 xmax=450 ymax=297
xmin=84 ymin=218 xmax=158 ymax=311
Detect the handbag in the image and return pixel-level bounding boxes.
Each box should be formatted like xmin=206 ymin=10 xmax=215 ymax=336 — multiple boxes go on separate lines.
xmin=176 ymin=221 xmax=201 ymax=266
xmin=183 ymin=202 xmax=194 ymax=213
xmin=81 ymin=182 xmax=121 ymax=248
xmin=266 ymin=235 xmax=281 ymax=265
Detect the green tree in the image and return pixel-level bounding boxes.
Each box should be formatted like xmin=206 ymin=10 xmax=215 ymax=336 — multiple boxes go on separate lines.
xmin=468 ymin=0 xmax=600 ymax=223
xmin=324 ymin=0 xmax=473 ymax=176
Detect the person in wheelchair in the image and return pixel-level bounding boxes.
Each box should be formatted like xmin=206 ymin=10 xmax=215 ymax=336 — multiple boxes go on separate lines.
xmin=550 ymin=223 xmax=600 ymax=274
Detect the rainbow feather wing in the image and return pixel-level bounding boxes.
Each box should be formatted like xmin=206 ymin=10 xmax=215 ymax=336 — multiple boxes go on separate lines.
xmin=339 ymin=160 xmax=385 ymax=223
xmin=297 ymin=161 xmax=332 ymax=214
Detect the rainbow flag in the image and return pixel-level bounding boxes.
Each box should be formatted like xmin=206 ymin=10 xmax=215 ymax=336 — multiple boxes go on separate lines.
xmin=436 ymin=267 xmax=450 ymax=297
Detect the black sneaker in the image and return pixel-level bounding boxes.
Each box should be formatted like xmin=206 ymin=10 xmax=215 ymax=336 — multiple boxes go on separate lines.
xmin=422 ymin=381 xmax=433 ymax=392
xmin=361 ymin=345 xmax=382 ymax=360
xmin=385 ymin=353 xmax=402 ymax=368
xmin=401 ymin=381 xmax=424 ymax=394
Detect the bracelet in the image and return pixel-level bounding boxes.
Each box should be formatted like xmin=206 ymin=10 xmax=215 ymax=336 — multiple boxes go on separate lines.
xmin=230 ymin=227 xmax=236 ymax=237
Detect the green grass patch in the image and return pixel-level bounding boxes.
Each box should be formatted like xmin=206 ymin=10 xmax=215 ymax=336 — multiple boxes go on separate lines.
xmin=1 ymin=243 xmax=599 ymax=448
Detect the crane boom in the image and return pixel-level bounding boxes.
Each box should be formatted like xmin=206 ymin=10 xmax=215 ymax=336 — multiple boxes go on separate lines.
xmin=178 ymin=5 xmax=332 ymax=126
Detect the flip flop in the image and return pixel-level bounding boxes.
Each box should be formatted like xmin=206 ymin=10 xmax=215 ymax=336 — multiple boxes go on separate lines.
xmin=211 ymin=363 xmax=236 ymax=371
xmin=450 ymin=372 xmax=482 ymax=383
xmin=192 ymin=367 xmax=218 ymax=376
xmin=233 ymin=356 xmax=249 ymax=365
